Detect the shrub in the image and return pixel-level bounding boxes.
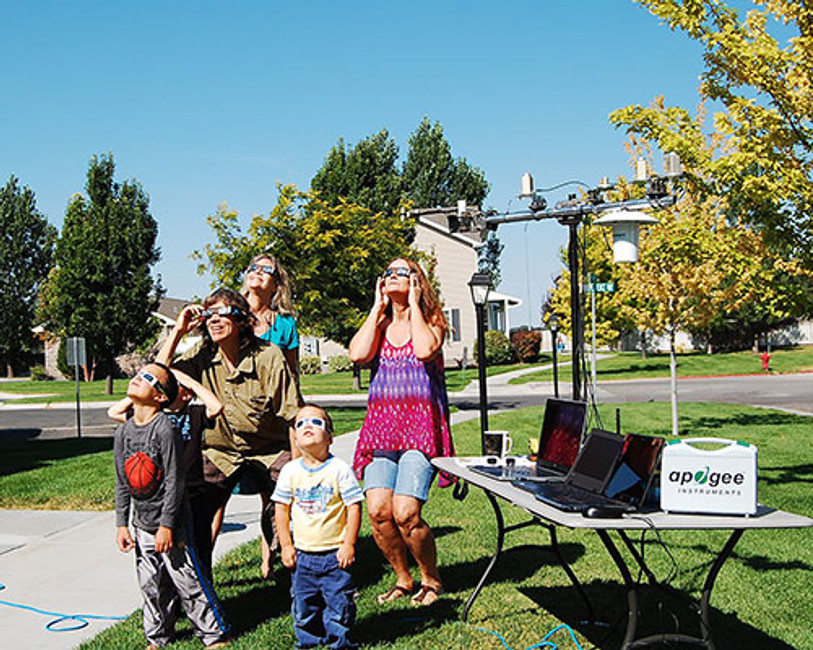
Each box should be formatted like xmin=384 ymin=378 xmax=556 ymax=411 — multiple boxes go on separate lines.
xmin=299 ymin=355 xmax=322 ymax=375
xmin=327 ymin=354 xmax=353 ymax=373
xmin=511 ymin=329 xmax=542 ymax=363
xmin=30 ymin=365 xmax=53 ymax=381
xmin=474 ymin=330 xmax=515 ymax=366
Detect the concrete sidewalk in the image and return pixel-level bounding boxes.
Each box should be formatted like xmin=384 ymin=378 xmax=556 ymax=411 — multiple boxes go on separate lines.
xmin=0 ymin=495 xmax=263 ymax=650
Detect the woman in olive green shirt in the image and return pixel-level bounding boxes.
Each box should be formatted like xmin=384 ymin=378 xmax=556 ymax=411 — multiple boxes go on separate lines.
xmin=158 ymin=288 xmax=302 ymax=567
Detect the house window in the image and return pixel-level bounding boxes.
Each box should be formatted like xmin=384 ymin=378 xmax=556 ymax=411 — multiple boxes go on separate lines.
xmin=443 ymin=309 xmax=462 ymax=342
xmin=450 ymin=308 xmax=461 ymax=342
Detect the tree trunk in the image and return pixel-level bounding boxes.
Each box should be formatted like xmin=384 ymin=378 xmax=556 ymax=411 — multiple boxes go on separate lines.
xmin=352 ymin=364 xmax=361 ymax=391
xmin=640 ymin=330 xmax=648 ymax=359
xmin=670 ymin=331 xmax=679 ymax=436
xmin=6 ymin=363 xmax=13 ymax=378
xmin=105 ymin=373 xmax=114 ymax=395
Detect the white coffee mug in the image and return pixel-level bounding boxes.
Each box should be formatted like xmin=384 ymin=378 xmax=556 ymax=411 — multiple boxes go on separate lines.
xmin=483 ymin=430 xmax=513 ymax=458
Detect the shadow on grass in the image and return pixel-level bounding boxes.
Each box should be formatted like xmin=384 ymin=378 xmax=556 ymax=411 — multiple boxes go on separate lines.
xmin=0 ymin=438 xmax=113 ymax=477
xmin=597 ymin=362 xmax=672 ymax=377
xmin=760 ymin=462 xmax=813 ymax=486
xmin=684 ymin=411 xmax=809 ymax=431
xmin=222 ymin=572 xmax=293 ymax=636
xmin=519 ymin=582 xmax=798 ymax=650
xmin=655 ymin=538 xmax=813 ymax=573
xmin=441 ymin=541 xmax=587 ymax=596
xmin=355 ymin=598 xmax=460 ymax=646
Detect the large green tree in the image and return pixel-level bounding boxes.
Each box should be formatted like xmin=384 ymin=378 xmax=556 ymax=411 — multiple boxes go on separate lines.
xmin=402 ymin=117 xmax=490 ymax=208
xmin=39 ymin=154 xmax=162 ymax=390
xmin=311 ymin=129 xmax=403 ymax=218
xmin=635 ymin=0 xmax=813 ymax=263
xmin=195 ymin=185 xmax=416 ymax=346
xmin=0 ymin=176 xmax=56 ymax=376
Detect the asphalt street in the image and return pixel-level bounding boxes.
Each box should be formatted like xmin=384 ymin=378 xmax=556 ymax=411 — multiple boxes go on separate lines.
xmin=2 ymin=372 xmax=811 ymax=440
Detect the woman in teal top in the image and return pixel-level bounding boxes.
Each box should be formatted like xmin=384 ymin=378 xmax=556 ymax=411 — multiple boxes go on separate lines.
xmin=236 ymin=252 xmax=300 ymax=578
xmin=243 ymin=253 xmax=299 ymax=378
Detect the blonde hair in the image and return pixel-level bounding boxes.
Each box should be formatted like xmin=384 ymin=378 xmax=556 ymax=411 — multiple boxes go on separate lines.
xmin=242 ymin=253 xmax=295 ymax=315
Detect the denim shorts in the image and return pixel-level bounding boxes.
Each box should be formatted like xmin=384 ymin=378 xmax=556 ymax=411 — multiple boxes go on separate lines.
xmin=363 ymin=450 xmax=436 ymax=502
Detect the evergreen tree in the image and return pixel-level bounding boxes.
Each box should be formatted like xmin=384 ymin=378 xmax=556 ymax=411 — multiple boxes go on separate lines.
xmin=39 ymin=154 xmax=162 ymax=390
xmin=0 ymin=176 xmax=56 ymax=376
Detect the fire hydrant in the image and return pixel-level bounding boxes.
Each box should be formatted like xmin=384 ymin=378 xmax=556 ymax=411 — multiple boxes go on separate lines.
xmin=759 ymin=350 xmax=771 ymax=372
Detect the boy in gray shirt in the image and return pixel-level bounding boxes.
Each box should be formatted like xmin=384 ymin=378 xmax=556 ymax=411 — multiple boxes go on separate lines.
xmin=114 ymin=362 xmax=230 ymax=649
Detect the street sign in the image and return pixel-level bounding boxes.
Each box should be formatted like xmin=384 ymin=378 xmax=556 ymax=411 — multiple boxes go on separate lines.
xmin=65 ymin=337 xmax=85 ymax=439
xmin=66 ymin=337 xmax=86 ymax=366
xmin=583 ymin=282 xmax=616 ymax=293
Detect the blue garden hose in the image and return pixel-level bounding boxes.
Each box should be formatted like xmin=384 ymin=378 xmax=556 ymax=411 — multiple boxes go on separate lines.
xmin=0 ymin=581 xmax=128 ymax=632
xmin=476 ymin=622 xmax=585 ymax=650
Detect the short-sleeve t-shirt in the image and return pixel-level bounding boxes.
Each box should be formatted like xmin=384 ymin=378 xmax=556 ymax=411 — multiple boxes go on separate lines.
xmin=258 ymin=313 xmax=299 ymax=351
xmin=271 ymin=455 xmax=363 ymax=552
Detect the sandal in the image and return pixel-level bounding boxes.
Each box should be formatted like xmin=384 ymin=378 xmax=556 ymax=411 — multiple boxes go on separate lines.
xmin=411 ymin=584 xmax=443 ymax=606
xmin=376 ymin=584 xmax=413 ymax=604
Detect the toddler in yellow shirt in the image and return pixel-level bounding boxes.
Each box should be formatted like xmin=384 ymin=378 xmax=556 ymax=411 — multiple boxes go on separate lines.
xmin=272 ymin=404 xmax=363 ymax=649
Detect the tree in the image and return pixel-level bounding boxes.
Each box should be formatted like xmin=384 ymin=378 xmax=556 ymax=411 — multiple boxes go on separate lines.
xmin=609 ymin=98 xmax=813 ymax=433
xmin=39 ymin=154 xmax=162 ymax=391
xmin=311 ymin=129 xmax=403 ymax=218
xmin=0 ymin=176 xmax=56 ymax=376
xmin=195 ymin=185 xmax=417 ymax=346
xmin=478 ymin=231 xmax=504 ymax=288
xmin=403 ymin=117 xmax=490 ymax=208
xmin=634 ymin=0 xmax=813 ymax=264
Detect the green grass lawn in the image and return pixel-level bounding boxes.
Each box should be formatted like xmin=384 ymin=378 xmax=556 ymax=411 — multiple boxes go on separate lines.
xmin=510 ymin=346 xmax=813 ymax=385
xmin=25 ymin=401 xmax=805 ymax=650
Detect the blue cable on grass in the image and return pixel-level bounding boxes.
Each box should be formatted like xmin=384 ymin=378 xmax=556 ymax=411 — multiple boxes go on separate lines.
xmin=0 ymin=581 xmax=127 ymax=632
xmin=476 ymin=623 xmax=585 ymax=650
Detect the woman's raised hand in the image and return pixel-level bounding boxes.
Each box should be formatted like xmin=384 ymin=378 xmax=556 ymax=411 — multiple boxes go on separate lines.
xmin=408 ymin=272 xmax=422 ymax=309
xmin=372 ymin=277 xmax=390 ymax=315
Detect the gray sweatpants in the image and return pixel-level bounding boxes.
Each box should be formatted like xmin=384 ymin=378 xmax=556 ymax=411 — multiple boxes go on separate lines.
xmin=134 ymin=526 xmax=230 ymax=647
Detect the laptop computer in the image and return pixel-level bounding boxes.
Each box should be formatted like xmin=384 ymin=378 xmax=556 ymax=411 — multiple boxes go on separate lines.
xmin=513 ymin=428 xmax=624 ymax=509
xmin=599 ymin=433 xmax=665 ymax=510
xmin=469 ymin=398 xmax=586 ymax=482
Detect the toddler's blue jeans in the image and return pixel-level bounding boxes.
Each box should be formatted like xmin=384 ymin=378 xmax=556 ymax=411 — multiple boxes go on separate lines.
xmin=291 ymin=549 xmax=356 ymax=649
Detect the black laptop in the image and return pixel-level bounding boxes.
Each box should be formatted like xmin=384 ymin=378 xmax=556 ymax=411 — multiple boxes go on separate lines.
xmin=513 ymin=429 xmax=624 ymax=509
xmin=469 ymin=398 xmax=586 ymax=482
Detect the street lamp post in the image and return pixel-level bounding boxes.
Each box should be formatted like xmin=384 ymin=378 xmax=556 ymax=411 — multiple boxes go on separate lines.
xmin=549 ymin=314 xmax=560 ymax=398
xmin=469 ymin=271 xmax=492 ymax=455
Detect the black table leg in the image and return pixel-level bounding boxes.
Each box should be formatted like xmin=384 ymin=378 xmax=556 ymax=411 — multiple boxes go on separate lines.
xmin=596 ymin=529 xmax=640 ymax=648
xmin=600 ymin=528 xmax=745 ymax=649
xmin=546 ymin=523 xmax=597 ymax=623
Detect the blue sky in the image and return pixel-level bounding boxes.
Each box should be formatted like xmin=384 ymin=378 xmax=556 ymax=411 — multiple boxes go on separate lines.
xmin=1 ymin=1 xmax=706 ymax=327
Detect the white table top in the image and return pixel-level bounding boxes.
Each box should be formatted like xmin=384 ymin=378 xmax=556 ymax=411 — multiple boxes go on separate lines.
xmin=434 ymin=456 xmax=813 ymax=531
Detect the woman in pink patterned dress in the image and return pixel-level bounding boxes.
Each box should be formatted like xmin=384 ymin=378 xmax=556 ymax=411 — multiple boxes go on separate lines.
xmin=349 ymin=257 xmax=454 ymax=607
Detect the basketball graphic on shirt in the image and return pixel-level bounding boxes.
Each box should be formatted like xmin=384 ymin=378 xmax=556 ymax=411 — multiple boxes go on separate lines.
xmin=124 ymin=451 xmax=163 ymax=498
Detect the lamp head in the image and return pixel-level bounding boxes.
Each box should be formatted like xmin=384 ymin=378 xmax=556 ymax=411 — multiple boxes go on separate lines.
xmin=468 ymin=271 xmax=492 ymax=306
xmin=593 ymin=209 xmax=659 ymax=263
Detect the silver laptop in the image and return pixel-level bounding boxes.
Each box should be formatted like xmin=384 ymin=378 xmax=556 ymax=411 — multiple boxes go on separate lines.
xmin=469 ymin=398 xmax=586 ymax=482
xmin=514 ymin=429 xmax=624 ymax=510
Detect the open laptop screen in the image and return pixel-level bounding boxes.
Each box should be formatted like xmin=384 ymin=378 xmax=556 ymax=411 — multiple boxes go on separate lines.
xmin=604 ymin=433 xmax=665 ymax=505
xmin=536 ymin=398 xmax=586 ymax=472
xmin=567 ymin=429 xmax=624 ymax=492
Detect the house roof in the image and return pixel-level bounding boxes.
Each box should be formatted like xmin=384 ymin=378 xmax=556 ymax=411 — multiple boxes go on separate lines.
xmin=156 ymin=298 xmax=191 ymax=322
xmin=488 ymin=290 xmax=522 ymax=308
xmin=416 ymin=212 xmax=484 ymax=249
